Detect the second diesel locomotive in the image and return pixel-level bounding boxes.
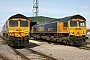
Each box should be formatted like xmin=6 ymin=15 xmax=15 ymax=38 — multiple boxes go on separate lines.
xmin=1 ymin=14 xmax=30 ymax=46
xmin=31 ymin=14 xmax=87 ymax=46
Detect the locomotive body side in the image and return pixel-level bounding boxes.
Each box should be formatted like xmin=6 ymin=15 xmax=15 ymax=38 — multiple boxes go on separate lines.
xmin=33 ymin=22 xmax=57 ymax=33
xmin=1 ymin=21 xmax=8 ymax=39
xmin=31 ymin=14 xmax=87 ymax=46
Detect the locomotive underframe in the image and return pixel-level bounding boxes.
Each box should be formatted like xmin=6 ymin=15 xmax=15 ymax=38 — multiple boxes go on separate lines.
xmin=7 ymin=36 xmax=29 ymax=46
xmin=3 ymin=33 xmax=29 ymax=46
xmin=69 ymin=36 xmax=86 ymax=46
xmin=32 ymin=33 xmax=86 ymax=46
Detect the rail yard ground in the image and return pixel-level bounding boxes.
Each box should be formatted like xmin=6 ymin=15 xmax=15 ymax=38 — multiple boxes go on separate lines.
xmin=29 ymin=39 xmax=90 ymax=60
xmin=0 ymin=38 xmax=23 ymax=60
xmin=0 ymin=38 xmax=55 ymax=60
xmin=0 ymin=37 xmax=90 ymax=60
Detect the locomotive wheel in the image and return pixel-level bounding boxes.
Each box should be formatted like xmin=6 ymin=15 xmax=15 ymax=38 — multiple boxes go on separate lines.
xmin=56 ymin=39 xmax=60 ymax=42
xmin=69 ymin=40 xmax=73 ymax=45
xmin=80 ymin=39 xmax=85 ymax=45
xmin=66 ymin=40 xmax=69 ymax=45
xmin=7 ymin=40 xmax=10 ymax=45
xmin=34 ymin=35 xmax=37 ymax=40
xmin=46 ymin=36 xmax=51 ymax=41
xmin=7 ymin=40 xmax=13 ymax=46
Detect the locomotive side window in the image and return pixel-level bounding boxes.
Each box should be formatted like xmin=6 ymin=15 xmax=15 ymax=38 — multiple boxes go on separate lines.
xmin=64 ymin=22 xmax=68 ymax=27
xmin=70 ymin=21 xmax=77 ymax=27
xmin=20 ymin=20 xmax=28 ymax=27
xmin=79 ymin=21 xmax=86 ymax=27
xmin=9 ymin=20 xmax=18 ymax=27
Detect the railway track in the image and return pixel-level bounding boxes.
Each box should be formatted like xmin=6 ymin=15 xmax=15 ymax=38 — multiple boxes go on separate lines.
xmin=78 ymin=42 xmax=90 ymax=50
xmin=31 ymin=38 xmax=90 ymax=51
xmin=0 ymin=38 xmax=9 ymax=60
xmin=0 ymin=37 xmax=56 ymax=60
xmin=9 ymin=46 xmax=29 ymax=60
xmin=25 ymin=48 xmax=57 ymax=60
xmin=30 ymin=38 xmax=90 ymax=51
xmin=9 ymin=46 xmax=56 ymax=60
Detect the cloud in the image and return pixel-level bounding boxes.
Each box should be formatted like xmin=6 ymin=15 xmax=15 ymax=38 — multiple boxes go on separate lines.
xmin=81 ymin=6 xmax=89 ymax=9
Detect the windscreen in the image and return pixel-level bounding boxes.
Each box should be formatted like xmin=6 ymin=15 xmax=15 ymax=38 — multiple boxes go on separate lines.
xmin=9 ymin=20 xmax=18 ymax=27
xmin=79 ymin=21 xmax=86 ymax=27
xmin=70 ymin=21 xmax=77 ymax=27
xmin=20 ymin=20 xmax=28 ymax=27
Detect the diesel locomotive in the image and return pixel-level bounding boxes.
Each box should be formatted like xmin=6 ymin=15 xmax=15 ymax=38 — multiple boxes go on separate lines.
xmin=31 ymin=14 xmax=87 ymax=46
xmin=1 ymin=14 xmax=30 ymax=46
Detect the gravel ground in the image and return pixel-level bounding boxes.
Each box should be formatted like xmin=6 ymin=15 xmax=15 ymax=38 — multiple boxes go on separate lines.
xmin=29 ymin=40 xmax=90 ymax=60
xmin=16 ymin=49 xmax=47 ymax=60
xmin=0 ymin=37 xmax=90 ymax=60
xmin=0 ymin=38 xmax=22 ymax=60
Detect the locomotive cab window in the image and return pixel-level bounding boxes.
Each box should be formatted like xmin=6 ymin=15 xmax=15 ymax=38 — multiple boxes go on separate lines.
xmin=79 ymin=21 xmax=86 ymax=27
xmin=70 ymin=20 xmax=77 ymax=27
xmin=64 ymin=22 xmax=68 ymax=27
xmin=9 ymin=20 xmax=18 ymax=27
xmin=20 ymin=20 xmax=28 ymax=27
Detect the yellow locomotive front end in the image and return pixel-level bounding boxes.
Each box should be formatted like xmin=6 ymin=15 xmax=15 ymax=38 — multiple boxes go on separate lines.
xmin=7 ymin=14 xmax=30 ymax=46
xmin=56 ymin=14 xmax=87 ymax=46
xmin=69 ymin=20 xmax=86 ymax=37
xmin=8 ymin=18 xmax=30 ymax=38
xmin=69 ymin=18 xmax=87 ymax=45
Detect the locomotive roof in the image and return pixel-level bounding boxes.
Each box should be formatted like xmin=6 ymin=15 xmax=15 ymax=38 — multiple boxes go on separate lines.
xmin=33 ymin=21 xmax=57 ymax=27
xmin=52 ymin=14 xmax=86 ymax=22
xmin=33 ymin=14 xmax=86 ymax=27
xmin=54 ymin=14 xmax=86 ymax=22
xmin=8 ymin=14 xmax=29 ymax=20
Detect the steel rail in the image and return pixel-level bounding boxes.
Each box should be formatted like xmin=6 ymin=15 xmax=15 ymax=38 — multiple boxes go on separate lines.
xmin=9 ymin=46 xmax=29 ymax=60
xmin=25 ymin=48 xmax=57 ymax=60
xmin=78 ymin=42 xmax=90 ymax=50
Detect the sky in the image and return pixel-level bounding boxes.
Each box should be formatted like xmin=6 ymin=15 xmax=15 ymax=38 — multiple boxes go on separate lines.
xmin=0 ymin=0 xmax=90 ymax=31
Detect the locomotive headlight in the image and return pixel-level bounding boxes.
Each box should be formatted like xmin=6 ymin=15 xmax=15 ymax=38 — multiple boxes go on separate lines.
xmin=25 ymin=33 xmax=28 ymax=35
xmin=83 ymin=32 xmax=86 ymax=34
xmin=10 ymin=33 xmax=12 ymax=35
xmin=27 ymin=33 xmax=28 ymax=35
xmin=70 ymin=32 xmax=74 ymax=35
xmin=9 ymin=33 xmax=12 ymax=36
xmin=9 ymin=31 xmax=13 ymax=36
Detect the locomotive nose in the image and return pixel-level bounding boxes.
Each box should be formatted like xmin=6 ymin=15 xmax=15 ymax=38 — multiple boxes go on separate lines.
xmin=77 ymin=31 xmax=79 ymax=34
xmin=15 ymin=32 xmax=25 ymax=37
xmin=75 ymin=30 xmax=86 ymax=36
xmin=75 ymin=31 xmax=81 ymax=36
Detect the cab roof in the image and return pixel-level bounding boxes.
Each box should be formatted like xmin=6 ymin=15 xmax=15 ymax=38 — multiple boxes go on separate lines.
xmin=60 ymin=14 xmax=86 ymax=21
xmin=52 ymin=14 xmax=86 ymax=22
xmin=8 ymin=14 xmax=28 ymax=20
